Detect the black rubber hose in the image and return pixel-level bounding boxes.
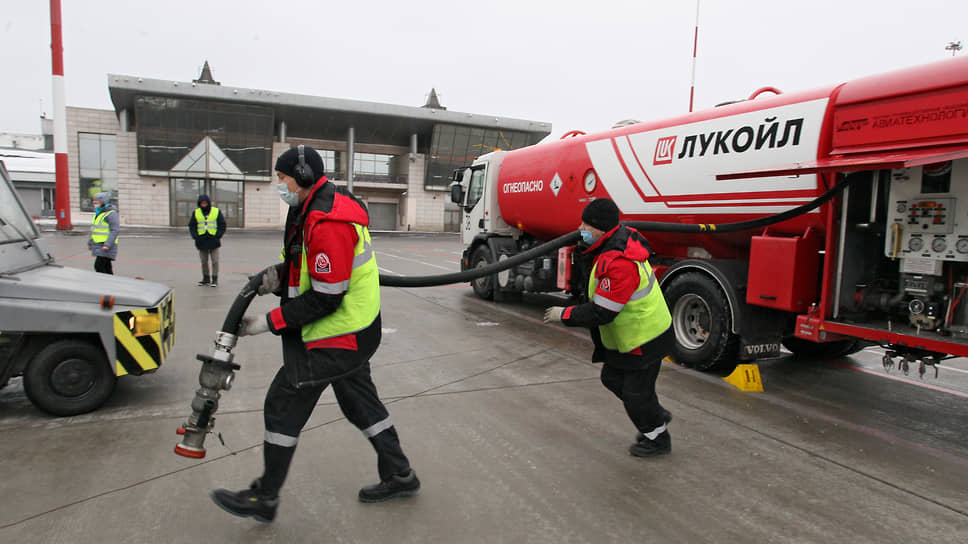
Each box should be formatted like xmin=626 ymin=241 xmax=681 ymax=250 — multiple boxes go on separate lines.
xmin=220 ymin=272 xmax=264 ymax=334
xmin=625 ymin=174 xmax=846 ymax=233
xmin=379 ymin=231 xmax=581 ymax=288
xmin=378 ymin=178 xmax=850 ymax=288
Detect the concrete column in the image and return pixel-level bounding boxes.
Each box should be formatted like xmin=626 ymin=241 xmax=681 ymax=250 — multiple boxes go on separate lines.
xmin=119 ymin=109 xmax=129 ymax=132
xmin=410 ymin=133 xmax=418 ymax=155
xmin=279 ymin=121 xmax=287 ymax=143
xmin=347 ymin=125 xmax=355 ymax=192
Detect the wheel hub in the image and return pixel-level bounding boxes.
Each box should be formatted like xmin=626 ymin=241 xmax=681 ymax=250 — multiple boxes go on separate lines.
xmin=474 ymin=258 xmax=490 ymax=289
xmin=672 ymin=294 xmax=711 ymax=350
xmin=50 ymin=358 xmax=95 ymax=397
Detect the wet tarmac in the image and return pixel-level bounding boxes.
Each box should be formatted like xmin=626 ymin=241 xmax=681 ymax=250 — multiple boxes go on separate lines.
xmin=1 ymin=229 xmax=966 ymax=543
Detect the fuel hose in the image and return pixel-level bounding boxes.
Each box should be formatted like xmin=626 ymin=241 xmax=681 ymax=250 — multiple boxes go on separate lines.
xmin=378 ymin=176 xmax=850 ymax=288
xmin=220 ymin=272 xmax=265 ymax=334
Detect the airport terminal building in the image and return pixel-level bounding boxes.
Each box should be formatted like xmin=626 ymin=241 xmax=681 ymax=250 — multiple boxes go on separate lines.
xmin=34 ymin=64 xmax=551 ymax=230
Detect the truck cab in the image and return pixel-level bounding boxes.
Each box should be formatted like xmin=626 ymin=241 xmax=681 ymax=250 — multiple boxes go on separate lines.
xmin=451 ymin=151 xmax=542 ymax=300
xmin=0 ymin=161 xmax=175 ymax=415
xmin=453 ymin=151 xmax=513 ymax=246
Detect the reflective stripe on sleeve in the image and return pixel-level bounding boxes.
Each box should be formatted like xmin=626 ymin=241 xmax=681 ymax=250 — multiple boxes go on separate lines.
xmin=287 ymin=286 xmax=301 ymax=298
xmin=361 ymin=417 xmax=393 ymax=438
xmin=265 ymin=430 xmax=298 ymax=447
xmin=593 ymin=293 xmax=625 ymax=312
xmin=352 ymin=242 xmax=373 ymax=269
xmin=311 ymin=278 xmax=349 ymax=294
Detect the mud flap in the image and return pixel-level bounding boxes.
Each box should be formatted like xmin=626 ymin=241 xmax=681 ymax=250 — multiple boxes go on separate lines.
xmin=737 ymin=305 xmax=786 ymax=360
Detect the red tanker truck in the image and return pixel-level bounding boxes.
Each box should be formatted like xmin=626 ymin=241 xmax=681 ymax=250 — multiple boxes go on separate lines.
xmin=449 ymin=55 xmax=968 ymax=373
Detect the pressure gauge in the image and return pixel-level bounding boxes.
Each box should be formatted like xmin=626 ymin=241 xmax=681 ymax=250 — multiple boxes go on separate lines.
xmin=584 ymin=170 xmax=597 ymax=193
xmin=896 ymin=202 xmax=907 ymax=213
xmin=957 ymin=239 xmax=968 ymax=254
xmin=931 ymin=238 xmax=947 ymax=252
xmin=908 ymin=237 xmax=924 ymax=252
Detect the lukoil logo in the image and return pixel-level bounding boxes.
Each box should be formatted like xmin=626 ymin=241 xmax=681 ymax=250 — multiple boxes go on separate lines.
xmin=653 ymin=136 xmax=677 ymax=165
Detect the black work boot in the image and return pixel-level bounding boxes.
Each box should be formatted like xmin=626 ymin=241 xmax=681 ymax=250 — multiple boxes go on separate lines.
xmin=629 ymin=430 xmax=672 ymax=458
xmin=198 ymin=275 xmax=210 ymax=286
xmin=211 ymin=479 xmax=279 ymax=522
xmin=209 ymin=275 xmax=218 ymax=287
xmin=635 ymin=409 xmax=673 ymax=442
xmin=358 ymin=469 xmax=421 ymax=503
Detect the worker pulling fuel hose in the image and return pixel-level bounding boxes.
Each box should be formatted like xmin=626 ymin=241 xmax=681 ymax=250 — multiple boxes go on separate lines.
xmin=174 ymin=177 xmax=848 ymax=457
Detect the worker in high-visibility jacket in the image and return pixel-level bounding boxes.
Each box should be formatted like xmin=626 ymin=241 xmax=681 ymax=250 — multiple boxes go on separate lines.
xmin=211 ymin=145 xmax=418 ymax=524
xmin=543 ymin=198 xmax=675 ymax=458
xmin=87 ymin=191 xmax=119 ymax=274
xmin=188 ymin=194 xmax=226 ymax=287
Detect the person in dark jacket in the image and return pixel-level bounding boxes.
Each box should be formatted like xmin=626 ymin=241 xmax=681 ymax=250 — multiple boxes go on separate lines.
xmin=543 ymin=198 xmax=675 ymax=457
xmin=88 ymin=191 xmax=119 ymax=274
xmin=210 ymin=145 xmax=418 ymax=523
xmin=188 ymin=194 xmax=226 ymax=286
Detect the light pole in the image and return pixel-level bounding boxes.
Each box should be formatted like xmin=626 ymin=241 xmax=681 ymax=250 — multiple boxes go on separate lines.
xmin=688 ymin=0 xmax=700 ymax=112
xmin=946 ymin=41 xmax=962 ymax=56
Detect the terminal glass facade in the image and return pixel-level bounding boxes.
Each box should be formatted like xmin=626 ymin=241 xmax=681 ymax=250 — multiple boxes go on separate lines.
xmin=426 ymin=124 xmax=534 ymax=188
xmin=134 ymin=96 xmax=274 ymax=176
xmin=78 ymin=133 xmax=118 ymax=211
xmin=170 ymin=178 xmax=244 ymax=228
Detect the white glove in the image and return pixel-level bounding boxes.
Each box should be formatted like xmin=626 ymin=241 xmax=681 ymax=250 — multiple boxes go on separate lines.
xmin=257 ymin=266 xmax=281 ymax=296
xmin=238 ymin=315 xmax=270 ymax=336
xmin=543 ymin=306 xmax=565 ymax=324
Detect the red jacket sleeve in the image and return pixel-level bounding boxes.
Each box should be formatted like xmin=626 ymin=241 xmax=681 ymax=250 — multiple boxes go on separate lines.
xmin=303 ymin=220 xmax=356 ymax=294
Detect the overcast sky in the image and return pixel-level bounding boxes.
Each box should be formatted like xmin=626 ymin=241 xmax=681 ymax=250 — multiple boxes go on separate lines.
xmin=1 ymin=0 xmax=965 ymax=141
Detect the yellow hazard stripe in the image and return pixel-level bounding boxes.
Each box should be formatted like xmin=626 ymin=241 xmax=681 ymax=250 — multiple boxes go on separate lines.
xmin=113 ymin=315 xmax=159 ymax=374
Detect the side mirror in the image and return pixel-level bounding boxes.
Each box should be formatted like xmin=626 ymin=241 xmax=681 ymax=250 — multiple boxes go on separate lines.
xmin=450 ymin=182 xmax=464 ymax=205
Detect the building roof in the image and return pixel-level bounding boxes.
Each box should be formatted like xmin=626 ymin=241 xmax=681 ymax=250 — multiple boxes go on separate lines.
xmin=0 ymin=148 xmax=55 ymax=182
xmin=108 ymin=74 xmax=551 ymax=147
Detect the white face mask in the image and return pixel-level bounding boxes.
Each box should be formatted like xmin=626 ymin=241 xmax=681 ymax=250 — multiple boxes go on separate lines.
xmin=277 ymin=182 xmax=300 ymax=207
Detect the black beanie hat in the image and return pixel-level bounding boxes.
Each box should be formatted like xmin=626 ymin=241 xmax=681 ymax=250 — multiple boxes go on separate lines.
xmin=275 ymin=145 xmax=326 ymax=187
xmin=581 ymin=198 xmax=620 ymax=231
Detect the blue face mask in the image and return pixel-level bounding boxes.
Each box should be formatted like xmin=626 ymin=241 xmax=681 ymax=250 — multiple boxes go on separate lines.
xmin=579 ymin=229 xmax=598 ymax=246
xmin=277 ymin=182 xmax=301 ymax=207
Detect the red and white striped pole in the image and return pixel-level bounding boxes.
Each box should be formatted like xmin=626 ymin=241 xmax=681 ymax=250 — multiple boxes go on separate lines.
xmin=688 ymin=0 xmax=700 ymax=113
xmin=50 ymin=0 xmax=72 ymax=230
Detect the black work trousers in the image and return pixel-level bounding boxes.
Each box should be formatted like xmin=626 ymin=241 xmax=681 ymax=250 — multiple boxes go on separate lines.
xmin=600 ymin=359 xmax=666 ymax=435
xmin=94 ymin=256 xmax=113 ymax=274
xmin=259 ymin=360 xmax=411 ymax=497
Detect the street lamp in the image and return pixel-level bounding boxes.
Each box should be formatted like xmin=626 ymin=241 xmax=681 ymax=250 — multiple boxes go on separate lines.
xmin=946 ymin=41 xmax=962 ymax=56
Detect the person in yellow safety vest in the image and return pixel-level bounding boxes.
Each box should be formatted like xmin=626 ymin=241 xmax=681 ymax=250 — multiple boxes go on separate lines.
xmin=86 ymin=178 xmax=103 ymax=200
xmin=543 ymin=198 xmax=676 ymax=458
xmin=87 ymin=191 xmax=119 ymax=274
xmin=188 ymin=194 xmax=226 ymax=287
xmin=211 ymin=145 xmax=418 ymax=524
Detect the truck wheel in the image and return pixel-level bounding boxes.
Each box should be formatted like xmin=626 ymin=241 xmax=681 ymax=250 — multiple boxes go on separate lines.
xmin=22 ymin=340 xmax=116 ymax=416
xmin=664 ymin=272 xmax=738 ymax=371
xmin=470 ymin=245 xmax=495 ymax=300
xmin=782 ymin=337 xmax=863 ymax=359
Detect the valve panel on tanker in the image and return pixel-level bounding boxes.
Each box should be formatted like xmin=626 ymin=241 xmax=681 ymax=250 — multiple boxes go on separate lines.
xmin=851 ymin=158 xmax=968 ymax=337
xmin=885 ymin=161 xmax=968 ymax=263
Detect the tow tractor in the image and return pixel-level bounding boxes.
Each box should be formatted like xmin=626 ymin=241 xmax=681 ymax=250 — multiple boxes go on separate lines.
xmin=0 ymin=161 xmax=175 ymax=416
